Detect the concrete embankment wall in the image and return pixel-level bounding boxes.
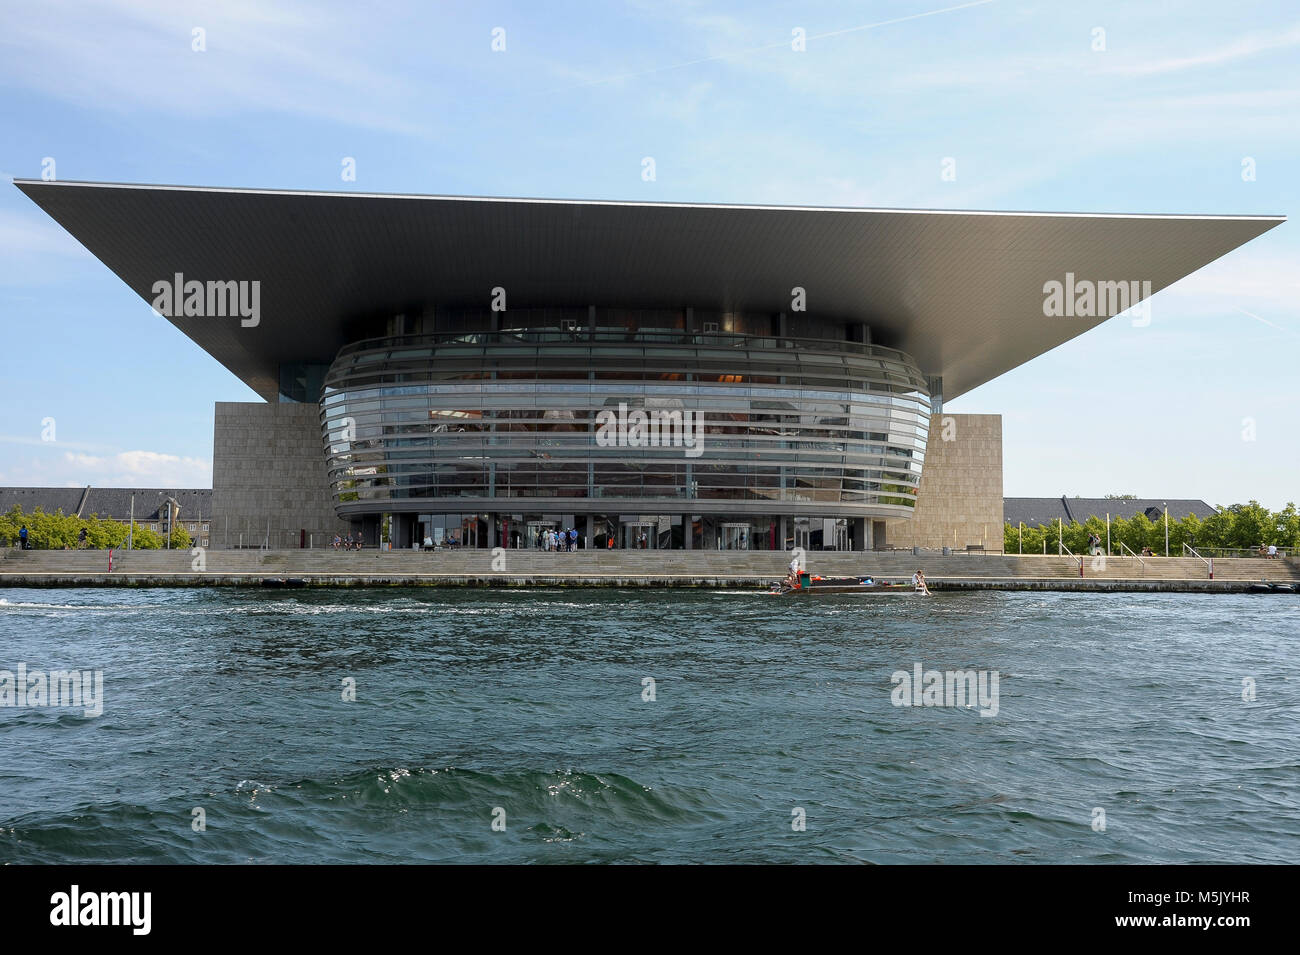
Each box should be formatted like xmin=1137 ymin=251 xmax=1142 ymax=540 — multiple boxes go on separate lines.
xmin=2 ymin=549 xmax=1297 ymax=591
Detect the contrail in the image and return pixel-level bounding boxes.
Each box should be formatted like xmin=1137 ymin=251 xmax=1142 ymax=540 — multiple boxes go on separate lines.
xmin=1233 ymin=306 xmax=1299 ymax=339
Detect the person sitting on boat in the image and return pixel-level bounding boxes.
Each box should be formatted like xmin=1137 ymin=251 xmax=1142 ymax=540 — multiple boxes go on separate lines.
xmin=786 ymin=555 xmax=801 ymax=588
xmin=913 ymin=569 xmax=930 ymax=594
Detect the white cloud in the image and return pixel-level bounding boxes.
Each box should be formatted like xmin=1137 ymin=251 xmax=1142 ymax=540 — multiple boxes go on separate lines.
xmin=0 ymin=0 xmax=433 ymax=135
xmin=1107 ymin=25 xmax=1300 ymax=76
xmin=0 ymin=435 xmax=120 ymax=453
xmin=0 ymin=448 xmax=211 ymax=488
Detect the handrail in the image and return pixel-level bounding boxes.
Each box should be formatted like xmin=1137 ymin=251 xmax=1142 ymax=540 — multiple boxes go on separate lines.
xmin=334 ymin=328 xmax=918 ymax=366
xmin=1059 ymin=541 xmax=1084 ymax=576
xmin=1117 ymin=541 xmax=1146 ymax=576
xmin=1196 ymin=546 xmax=1289 ymax=560
xmin=1183 ymin=543 xmax=1213 ymax=578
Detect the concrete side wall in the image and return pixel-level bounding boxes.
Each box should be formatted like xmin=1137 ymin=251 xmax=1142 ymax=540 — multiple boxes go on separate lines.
xmin=886 ymin=413 xmax=1003 ymax=550
xmin=210 ymin=402 xmax=349 ymax=548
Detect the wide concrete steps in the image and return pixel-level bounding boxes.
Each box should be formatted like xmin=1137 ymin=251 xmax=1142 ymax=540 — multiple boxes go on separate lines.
xmin=4 ymin=548 xmax=1297 ymax=581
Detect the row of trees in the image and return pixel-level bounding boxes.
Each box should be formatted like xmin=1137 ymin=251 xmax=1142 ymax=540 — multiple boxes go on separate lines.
xmin=0 ymin=506 xmax=192 ymax=550
xmin=1005 ymin=501 xmax=1299 ymax=555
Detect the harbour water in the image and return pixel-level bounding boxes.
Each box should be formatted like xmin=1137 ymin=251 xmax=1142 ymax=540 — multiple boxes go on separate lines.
xmin=1 ymin=588 xmax=1296 ymax=863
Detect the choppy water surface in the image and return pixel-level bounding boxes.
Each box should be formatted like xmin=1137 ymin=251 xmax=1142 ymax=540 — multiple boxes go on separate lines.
xmin=1 ymin=588 xmax=1296 ymax=863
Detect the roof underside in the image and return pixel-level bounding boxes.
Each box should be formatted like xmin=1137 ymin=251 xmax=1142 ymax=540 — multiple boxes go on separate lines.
xmin=15 ymin=180 xmax=1283 ymax=402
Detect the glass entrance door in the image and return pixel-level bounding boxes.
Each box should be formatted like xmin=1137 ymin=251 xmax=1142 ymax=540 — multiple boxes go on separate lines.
xmin=792 ymin=520 xmax=810 ymax=552
xmin=526 ymin=521 xmax=556 ymax=550
xmin=624 ymin=522 xmax=656 ymax=549
xmin=720 ymin=523 xmax=750 ymax=550
xmin=833 ymin=521 xmax=849 ymax=551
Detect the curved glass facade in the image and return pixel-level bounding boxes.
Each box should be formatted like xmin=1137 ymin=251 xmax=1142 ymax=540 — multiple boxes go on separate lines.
xmin=320 ymin=316 xmax=930 ymax=523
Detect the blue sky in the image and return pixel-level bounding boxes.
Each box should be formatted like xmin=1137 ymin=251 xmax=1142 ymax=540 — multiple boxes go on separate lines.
xmin=1 ymin=0 xmax=1296 ymax=508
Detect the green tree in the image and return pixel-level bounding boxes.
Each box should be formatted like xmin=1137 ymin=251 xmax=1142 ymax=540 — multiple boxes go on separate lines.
xmin=1025 ymin=522 xmax=1047 ymax=553
xmin=0 ymin=505 xmax=196 ymax=552
xmin=128 ymin=524 xmax=164 ymax=549
xmin=85 ymin=514 xmax=129 ymax=550
xmin=1003 ymin=521 xmax=1053 ymax=554
xmin=0 ymin=506 xmax=22 ymax=546
xmin=1007 ymin=502 xmax=1298 ymax=557
xmin=1177 ymin=513 xmax=1204 ymax=552
xmin=1200 ymin=506 xmax=1235 ymax=549
xmin=1113 ymin=513 xmax=1155 ymax=554
xmin=1277 ymin=503 xmax=1300 ymax=549
xmin=1222 ymin=501 xmax=1272 ymax=548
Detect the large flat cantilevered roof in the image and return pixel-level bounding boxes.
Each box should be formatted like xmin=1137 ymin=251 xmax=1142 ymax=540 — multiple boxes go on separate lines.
xmin=15 ymin=179 xmax=1284 ymax=402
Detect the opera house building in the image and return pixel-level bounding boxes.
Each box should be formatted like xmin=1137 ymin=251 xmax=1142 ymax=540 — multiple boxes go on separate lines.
xmin=16 ymin=180 xmax=1282 ymax=550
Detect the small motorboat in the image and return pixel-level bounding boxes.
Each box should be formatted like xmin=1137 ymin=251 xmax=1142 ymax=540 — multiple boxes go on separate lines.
xmin=767 ymin=572 xmax=923 ymax=597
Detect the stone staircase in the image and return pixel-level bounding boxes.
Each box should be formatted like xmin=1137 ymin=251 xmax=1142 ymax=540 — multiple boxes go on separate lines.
xmin=3 ymin=547 xmax=1296 ymax=582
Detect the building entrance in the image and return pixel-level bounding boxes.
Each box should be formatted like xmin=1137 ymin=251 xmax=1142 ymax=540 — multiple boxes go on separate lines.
xmin=526 ymin=520 xmax=557 ymax=549
xmin=720 ymin=523 xmax=750 ymax=550
xmin=792 ymin=519 xmax=811 ymax=552
xmin=831 ymin=520 xmax=849 ymax=551
xmin=623 ymin=521 xmax=658 ymax=549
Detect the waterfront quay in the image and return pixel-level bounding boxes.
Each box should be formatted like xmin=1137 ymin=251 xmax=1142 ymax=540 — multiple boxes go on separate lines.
xmin=2 ymin=550 xmax=1296 ymax=592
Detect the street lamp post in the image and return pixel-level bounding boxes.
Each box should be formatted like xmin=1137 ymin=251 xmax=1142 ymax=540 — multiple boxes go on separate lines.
xmin=1164 ymin=503 xmax=1169 ymax=557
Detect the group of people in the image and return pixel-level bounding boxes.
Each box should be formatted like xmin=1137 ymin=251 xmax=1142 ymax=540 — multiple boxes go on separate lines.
xmin=538 ymin=528 xmax=579 ymax=552
xmin=331 ymin=534 xmax=364 ymax=550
